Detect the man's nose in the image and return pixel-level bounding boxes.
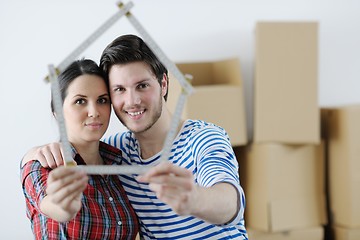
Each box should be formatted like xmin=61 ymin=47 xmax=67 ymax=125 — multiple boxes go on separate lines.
xmin=127 ymin=90 xmax=141 ymax=105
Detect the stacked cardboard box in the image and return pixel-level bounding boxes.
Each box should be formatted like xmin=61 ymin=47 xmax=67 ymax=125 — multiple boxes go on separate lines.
xmin=322 ymin=106 xmax=360 ymax=240
xmin=333 ymin=226 xmax=360 ymax=240
xmin=166 ymin=21 xmax=326 ymax=239
xmin=254 ymin=22 xmax=319 ymax=144
xmin=237 ymin=143 xmax=326 ymax=232
xmin=167 ymin=58 xmax=247 ymax=146
xmin=247 ymin=226 xmax=324 ymax=240
xmin=242 ymin=21 xmax=325 ymax=238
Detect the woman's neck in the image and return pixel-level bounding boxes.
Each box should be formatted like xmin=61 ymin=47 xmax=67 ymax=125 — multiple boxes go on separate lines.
xmin=72 ymin=141 xmax=102 ymax=165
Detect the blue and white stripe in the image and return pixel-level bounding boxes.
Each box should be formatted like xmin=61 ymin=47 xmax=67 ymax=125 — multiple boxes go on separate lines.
xmin=104 ymin=119 xmax=248 ymax=239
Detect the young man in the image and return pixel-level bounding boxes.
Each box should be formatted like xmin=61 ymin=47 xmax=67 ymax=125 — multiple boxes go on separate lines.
xmin=23 ymin=34 xmax=248 ymax=239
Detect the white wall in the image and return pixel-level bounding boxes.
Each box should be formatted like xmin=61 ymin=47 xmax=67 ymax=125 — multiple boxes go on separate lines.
xmin=1 ymin=0 xmax=359 ymax=238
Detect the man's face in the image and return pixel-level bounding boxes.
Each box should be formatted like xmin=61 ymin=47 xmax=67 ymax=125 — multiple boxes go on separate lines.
xmin=108 ymin=61 xmax=167 ymax=134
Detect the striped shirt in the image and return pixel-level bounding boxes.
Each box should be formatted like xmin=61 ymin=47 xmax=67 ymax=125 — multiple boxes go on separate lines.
xmin=20 ymin=142 xmax=139 ymax=240
xmin=105 ymin=119 xmax=248 ymax=239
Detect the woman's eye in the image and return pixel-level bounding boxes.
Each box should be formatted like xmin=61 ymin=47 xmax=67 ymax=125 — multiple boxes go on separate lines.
xmin=75 ymin=99 xmax=85 ymax=104
xmin=98 ymin=97 xmax=109 ymax=104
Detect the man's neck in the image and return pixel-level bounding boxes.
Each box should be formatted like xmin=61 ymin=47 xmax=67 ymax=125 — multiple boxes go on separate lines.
xmin=135 ymin=107 xmax=179 ymax=160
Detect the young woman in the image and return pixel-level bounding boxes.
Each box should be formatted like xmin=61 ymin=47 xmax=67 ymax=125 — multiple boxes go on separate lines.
xmin=20 ymin=59 xmax=139 ymax=239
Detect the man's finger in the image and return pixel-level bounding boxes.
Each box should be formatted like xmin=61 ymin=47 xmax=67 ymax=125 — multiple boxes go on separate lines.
xmin=52 ymin=143 xmax=66 ymax=167
xmin=140 ymin=162 xmax=192 ymax=180
xmin=40 ymin=150 xmax=56 ymax=168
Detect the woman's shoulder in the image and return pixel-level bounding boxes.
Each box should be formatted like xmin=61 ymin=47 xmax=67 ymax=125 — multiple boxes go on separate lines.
xmin=20 ymin=160 xmax=49 ymax=185
xmin=99 ymin=141 xmax=122 ymax=154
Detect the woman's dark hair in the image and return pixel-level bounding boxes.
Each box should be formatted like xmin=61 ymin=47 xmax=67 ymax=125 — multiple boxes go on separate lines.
xmin=99 ymin=34 xmax=169 ymax=101
xmin=51 ymin=59 xmax=107 ymax=113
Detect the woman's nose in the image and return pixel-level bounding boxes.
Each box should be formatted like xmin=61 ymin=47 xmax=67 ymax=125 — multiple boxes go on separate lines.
xmin=88 ymin=103 xmax=100 ymax=118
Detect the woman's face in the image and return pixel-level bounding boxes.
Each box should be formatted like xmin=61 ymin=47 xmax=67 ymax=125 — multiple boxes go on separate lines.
xmin=63 ymin=74 xmax=111 ymax=144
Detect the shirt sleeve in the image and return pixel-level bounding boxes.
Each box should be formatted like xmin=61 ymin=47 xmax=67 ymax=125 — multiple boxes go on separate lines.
xmin=193 ymin=125 xmax=245 ymax=226
xmin=20 ymin=160 xmax=50 ymax=213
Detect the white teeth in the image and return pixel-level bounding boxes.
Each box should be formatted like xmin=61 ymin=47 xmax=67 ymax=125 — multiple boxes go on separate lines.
xmin=128 ymin=111 xmax=143 ymax=116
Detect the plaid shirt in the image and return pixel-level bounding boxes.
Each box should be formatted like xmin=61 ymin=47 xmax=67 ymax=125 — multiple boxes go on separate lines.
xmin=20 ymin=142 xmax=139 ymax=240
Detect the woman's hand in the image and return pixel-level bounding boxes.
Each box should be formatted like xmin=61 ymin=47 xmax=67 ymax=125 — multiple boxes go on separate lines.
xmin=41 ymin=166 xmax=88 ymax=222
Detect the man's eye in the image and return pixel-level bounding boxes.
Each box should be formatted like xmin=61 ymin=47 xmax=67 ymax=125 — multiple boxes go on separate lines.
xmin=114 ymin=87 xmax=125 ymax=92
xmin=138 ymin=83 xmax=149 ymax=89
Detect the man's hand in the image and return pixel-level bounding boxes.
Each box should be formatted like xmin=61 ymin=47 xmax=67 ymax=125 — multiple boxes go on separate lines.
xmin=137 ymin=162 xmax=198 ymax=216
xmin=22 ymin=143 xmax=68 ymax=168
xmin=136 ymin=161 xmax=239 ymax=225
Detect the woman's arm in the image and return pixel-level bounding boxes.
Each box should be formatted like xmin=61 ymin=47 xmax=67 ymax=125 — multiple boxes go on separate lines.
xmin=40 ymin=166 xmax=88 ymax=222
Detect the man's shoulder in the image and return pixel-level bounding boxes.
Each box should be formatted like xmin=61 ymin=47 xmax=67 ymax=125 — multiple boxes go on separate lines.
xmin=180 ymin=119 xmax=231 ymax=147
xmin=184 ymin=119 xmax=226 ymax=134
xmin=102 ymin=131 xmax=133 ymax=147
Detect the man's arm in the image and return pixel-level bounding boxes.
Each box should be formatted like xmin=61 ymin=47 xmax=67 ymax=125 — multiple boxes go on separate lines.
xmin=136 ymin=162 xmax=239 ymax=225
xmin=21 ymin=143 xmax=65 ymax=168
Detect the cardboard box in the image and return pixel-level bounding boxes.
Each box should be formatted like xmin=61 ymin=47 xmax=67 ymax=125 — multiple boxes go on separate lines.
xmin=333 ymin=226 xmax=360 ymax=240
xmin=167 ymin=58 xmax=247 ymax=146
xmin=254 ymin=22 xmax=320 ymax=144
xmin=233 ymin=146 xmax=248 ymax=195
xmin=243 ymin=142 xmax=327 ymax=232
xmin=247 ymin=226 xmax=324 ymax=240
xmin=322 ymin=106 xmax=360 ymax=228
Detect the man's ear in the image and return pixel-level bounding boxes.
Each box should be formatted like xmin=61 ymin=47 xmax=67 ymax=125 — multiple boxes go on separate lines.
xmin=161 ymin=73 xmax=168 ymax=97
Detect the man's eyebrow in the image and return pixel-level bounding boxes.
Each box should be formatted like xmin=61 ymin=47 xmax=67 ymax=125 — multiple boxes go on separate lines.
xmin=136 ymin=79 xmax=151 ymax=84
xmin=110 ymin=78 xmax=152 ymax=88
xmin=111 ymin=84 xmax=123 ymax=88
